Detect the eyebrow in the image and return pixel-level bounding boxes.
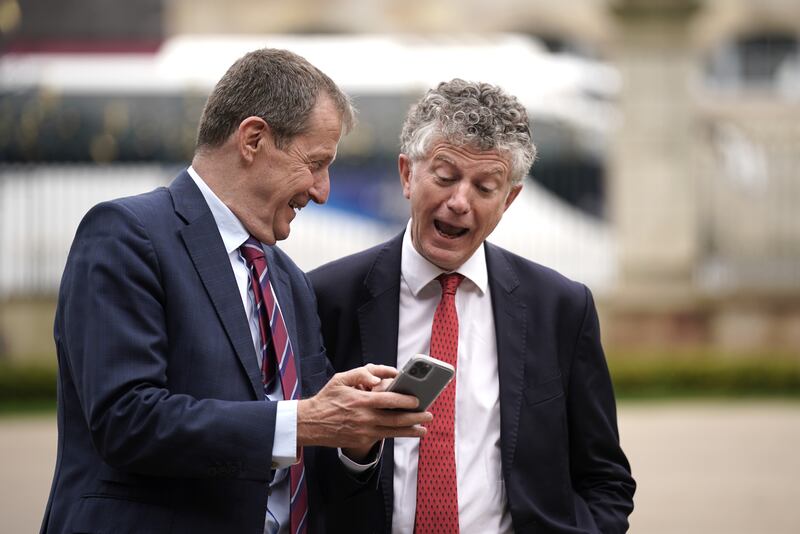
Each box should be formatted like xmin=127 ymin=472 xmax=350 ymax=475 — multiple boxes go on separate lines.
xmin=433 ymin=154 xmax=456 ymax=166
xmin=314 ymin=150 xmax=337 ymax=164
xmin=433 ymin=154 xmax=505 ymax=177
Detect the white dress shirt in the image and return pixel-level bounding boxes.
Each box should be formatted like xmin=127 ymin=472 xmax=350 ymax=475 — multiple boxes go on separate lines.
xmin=393 ymin=223 xmax=512 ymax=533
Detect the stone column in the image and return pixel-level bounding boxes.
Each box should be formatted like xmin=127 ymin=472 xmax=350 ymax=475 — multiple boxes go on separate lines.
xmin=608 ymin=0 xmax=703 ymax=310
xmin=604 ymin=0 xmax=708 ymax=345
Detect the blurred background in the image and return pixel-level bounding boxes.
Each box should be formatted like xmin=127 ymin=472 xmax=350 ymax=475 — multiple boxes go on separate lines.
xmin=1 ymin=0 xmax=799 ymax=532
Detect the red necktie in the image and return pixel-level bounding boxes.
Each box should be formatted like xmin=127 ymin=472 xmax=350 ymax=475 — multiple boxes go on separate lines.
xmin=240 ymin=237 xmax=308 ymax=534
xmin=414 ymin=273 xmax=464 ymax=534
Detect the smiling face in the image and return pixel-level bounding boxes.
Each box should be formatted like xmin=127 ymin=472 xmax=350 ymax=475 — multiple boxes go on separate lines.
xmin=400 ymin=141 xmax=521 ymax=271
xmin=232 ymin=94 xmax=342 ymax=245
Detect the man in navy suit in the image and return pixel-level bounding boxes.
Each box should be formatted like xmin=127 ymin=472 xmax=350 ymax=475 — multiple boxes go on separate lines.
xmin=41 ymin=48 xmax=431 ymax=534
xmin=309 ymin=79 xmax=636 ymax=533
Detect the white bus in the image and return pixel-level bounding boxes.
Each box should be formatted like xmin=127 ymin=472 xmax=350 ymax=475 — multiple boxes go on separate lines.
xmin=0 ymin=34 xmax=618 ymax=294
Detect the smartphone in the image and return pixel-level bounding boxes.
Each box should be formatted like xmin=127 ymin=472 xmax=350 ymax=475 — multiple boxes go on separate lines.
xmin=386 ymin=354 xmax=455 ymax=412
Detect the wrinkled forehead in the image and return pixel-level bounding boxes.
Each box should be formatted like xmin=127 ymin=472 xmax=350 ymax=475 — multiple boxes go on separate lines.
xmin=424 ymin=141 xmax=513 ymax=178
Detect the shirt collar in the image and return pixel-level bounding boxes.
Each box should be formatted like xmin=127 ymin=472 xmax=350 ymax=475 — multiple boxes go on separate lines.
xmin=400 ymin=219 xmax=488 ymax=297
xmin=187 ymin=166 xmax=251 ymax=254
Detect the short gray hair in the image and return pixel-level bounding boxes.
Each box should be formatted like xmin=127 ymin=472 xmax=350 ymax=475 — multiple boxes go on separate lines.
xmin=196 ymin=48 xmax=355 ymax=150
xmin=400 ymin=79 xmax=536 ymax=185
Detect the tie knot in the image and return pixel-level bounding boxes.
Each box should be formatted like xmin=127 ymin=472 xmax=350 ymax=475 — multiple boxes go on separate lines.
xmin=240 ymin=236 xmax=265 ymax=265
xmin=437 ymin=273 xmax=464 ymax=296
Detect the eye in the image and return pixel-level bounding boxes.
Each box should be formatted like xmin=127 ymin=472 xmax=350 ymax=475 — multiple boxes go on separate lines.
xmin=477 ymin=183 xmax=496 ymax=194
xmin=435 ymin=174 xmax=456 ymax=183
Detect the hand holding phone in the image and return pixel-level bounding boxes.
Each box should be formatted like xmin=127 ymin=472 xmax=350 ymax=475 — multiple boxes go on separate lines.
xmin=386 ymin=354 xmax=455 ymax=412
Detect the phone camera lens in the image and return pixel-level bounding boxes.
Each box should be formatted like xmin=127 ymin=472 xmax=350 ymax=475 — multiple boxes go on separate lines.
xmin=409 ymin=366 xmax=420 ymax=377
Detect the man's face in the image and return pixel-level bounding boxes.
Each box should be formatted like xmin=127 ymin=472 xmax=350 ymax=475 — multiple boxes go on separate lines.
xmin=400 ymin=141 xmax=521 ymax=271
xmin=236 ymin=94 xmax=342 ymax=245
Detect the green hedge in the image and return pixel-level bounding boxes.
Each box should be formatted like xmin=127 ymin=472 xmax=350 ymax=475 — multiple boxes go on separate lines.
xmin=607 ymin=351 xmax=800 ymax=399
xmin=0 ymin=361 xmax=57 ymax=401
xmin=0 ymin=361 xmax=57 ymax=413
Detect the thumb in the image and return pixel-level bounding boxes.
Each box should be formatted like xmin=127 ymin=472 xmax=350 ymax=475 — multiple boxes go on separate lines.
xmin=335 ymin=366 xmax=383 ymax=389
xmin=364 ymin=364 xmax=400 ymax=380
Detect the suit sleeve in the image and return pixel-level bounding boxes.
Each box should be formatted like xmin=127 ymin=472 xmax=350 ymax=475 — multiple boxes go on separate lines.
xmin=566 ymin=286 xmax=636 ymax=533
xmin=58 ymin=201 xmax=276 ymax=481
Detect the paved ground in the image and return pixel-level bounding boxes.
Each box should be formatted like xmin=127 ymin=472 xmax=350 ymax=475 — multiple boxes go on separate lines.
xmin=621 ymin=401 xmax=800 ymax=534
xmin=3 ymin=401 xmax=799 ymax=533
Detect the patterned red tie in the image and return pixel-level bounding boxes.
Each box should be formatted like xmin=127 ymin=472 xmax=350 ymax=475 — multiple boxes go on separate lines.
xmin=414 ymin=273 xmax=465 ymax=534
xmin=240 ymin=237 xmax=308 ymax=534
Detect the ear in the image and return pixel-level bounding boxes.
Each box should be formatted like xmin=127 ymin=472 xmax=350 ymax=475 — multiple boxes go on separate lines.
xmin=398 ymin=154 xmax=413 ymax=200
xmin=237 ymin=116 xmax=270 ymax=164
xmin=503 ymin=184 xmax=522 ymax=212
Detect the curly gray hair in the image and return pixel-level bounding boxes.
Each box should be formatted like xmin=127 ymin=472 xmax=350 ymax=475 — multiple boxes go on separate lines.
xmin=400 ymin=79 xmax=536 ymax=186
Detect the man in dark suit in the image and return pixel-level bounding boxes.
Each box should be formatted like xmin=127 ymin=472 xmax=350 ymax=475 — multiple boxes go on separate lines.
xmin=41 ymin=48 xmax=431 ymax=534
xmin=309 ymin=79 xmax=636 ymax=533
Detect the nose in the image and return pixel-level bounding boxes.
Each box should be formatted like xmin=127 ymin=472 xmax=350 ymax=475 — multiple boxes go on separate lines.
xmin=309 ymin=169 xmax=330 ymax=204
xmin=446 ymin=182 xmax=471 ymax=214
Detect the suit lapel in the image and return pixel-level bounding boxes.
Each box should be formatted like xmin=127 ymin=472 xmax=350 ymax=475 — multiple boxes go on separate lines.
xmin=171 ymin=172 xmax=263 ymax=400
xmin=357 ymin=233 xmax=404 ymax=368
xmin=358 ymin=232 xmax=404 ymax=528
xmin=486 ymin=243 xmax=527 ymax=477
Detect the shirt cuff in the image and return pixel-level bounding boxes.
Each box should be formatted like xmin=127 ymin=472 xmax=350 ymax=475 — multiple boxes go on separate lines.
xmin=271 ymin=400 xmax=298 ymax=469
xmin=337 ymin=440 xmax=384 ymax=473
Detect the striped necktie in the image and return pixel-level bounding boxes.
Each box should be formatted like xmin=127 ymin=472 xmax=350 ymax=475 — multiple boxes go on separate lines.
xmin=240 ymin=237 xmax=308 ymax=534
xmin=414 ymin=272 xmax=464 ymax=533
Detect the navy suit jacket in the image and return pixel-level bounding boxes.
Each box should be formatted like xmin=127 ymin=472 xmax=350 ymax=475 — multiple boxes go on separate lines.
xmin=309 ymin=232 xmax=635 ymax=533
xmin=41 ymin=171 xmax=365 ymax=534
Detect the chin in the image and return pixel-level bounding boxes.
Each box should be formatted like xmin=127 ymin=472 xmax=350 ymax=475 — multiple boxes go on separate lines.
xmin=425 ymin=250 xmax=461 ymax=271
xmin=273 ymin=225 xmax=291 ymax=242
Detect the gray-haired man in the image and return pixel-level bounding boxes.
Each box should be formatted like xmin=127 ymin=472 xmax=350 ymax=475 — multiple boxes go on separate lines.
xmin=310 ymin=79 xmax=635 ymax=533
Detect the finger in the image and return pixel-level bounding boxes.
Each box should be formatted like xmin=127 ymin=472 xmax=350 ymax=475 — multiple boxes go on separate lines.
xmin=365 ymin=391 xmax=421 ymax=410
xmin=372 ymin=378 xmax=394 ymax=393
xmin=378 ymin=410 xmax=433 ymax=428
xmin=335 ymin=366 xmax=382 ymax=389
xmin=364 ymin=364 xmax=399 ymax=380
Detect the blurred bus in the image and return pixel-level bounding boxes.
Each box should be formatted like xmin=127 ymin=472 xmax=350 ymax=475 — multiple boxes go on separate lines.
xmin=0 ymin=34 xmax=619 ymax=294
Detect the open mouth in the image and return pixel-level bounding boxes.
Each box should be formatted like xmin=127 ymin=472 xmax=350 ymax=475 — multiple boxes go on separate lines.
xmin=289 ymin=200 xmax=303 ymax=213
xmin=434 ymin=220 xmax=468 ymax=239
